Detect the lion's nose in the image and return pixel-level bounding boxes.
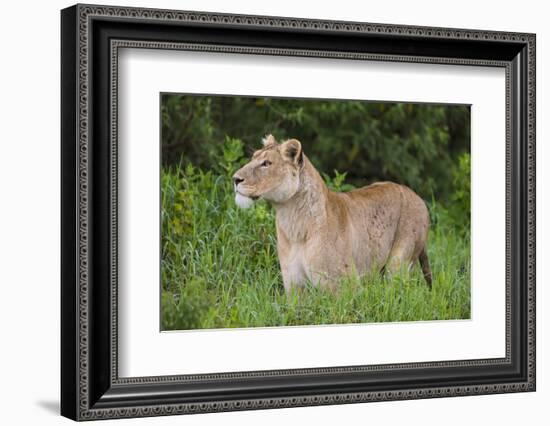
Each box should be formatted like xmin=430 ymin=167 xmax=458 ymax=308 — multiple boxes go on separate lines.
xmin=233 ymin=176 xmax=244 ymax=186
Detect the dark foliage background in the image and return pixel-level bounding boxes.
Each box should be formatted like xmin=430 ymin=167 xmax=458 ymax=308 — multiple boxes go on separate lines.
xmin=161 ymin=95 xmax=470 ymax=205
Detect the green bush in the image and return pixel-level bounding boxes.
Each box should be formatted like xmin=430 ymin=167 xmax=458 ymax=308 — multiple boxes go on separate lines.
xmin=450 ymin=152 xmax=471 ymax=234
xmin=161 ymin=95 xmax=470 ymax=204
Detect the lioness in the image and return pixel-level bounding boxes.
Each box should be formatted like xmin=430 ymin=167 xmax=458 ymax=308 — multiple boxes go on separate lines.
xmin=233 ymin=134 xmax=432 ymax=292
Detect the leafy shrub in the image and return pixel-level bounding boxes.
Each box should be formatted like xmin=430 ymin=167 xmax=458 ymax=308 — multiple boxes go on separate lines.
xmin=161 ymin=95 xmax=470 ymax=204
xmin=322 ymin=170 xmax=356 ymax=192
xmin=450 ymin=152 xmax=471 ymax=234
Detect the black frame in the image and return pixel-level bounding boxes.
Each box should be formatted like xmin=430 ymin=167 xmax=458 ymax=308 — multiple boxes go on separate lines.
xmin=61 ymin=4 xmax=536 ymax=421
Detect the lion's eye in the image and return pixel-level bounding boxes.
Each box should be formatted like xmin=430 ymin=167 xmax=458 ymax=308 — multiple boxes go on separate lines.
xmin=261 ymin=160 xmax=272 ymax=168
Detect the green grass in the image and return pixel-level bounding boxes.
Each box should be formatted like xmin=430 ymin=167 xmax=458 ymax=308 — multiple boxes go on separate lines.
xmin=161 ymin=163 xmax=470 ymax=331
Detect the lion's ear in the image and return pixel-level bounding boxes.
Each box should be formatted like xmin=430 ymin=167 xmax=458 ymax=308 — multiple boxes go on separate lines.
xmin=262 ymin=134 xmax=278 ymax=147
xmin=281 ymin=139 xmax=303 ymax=166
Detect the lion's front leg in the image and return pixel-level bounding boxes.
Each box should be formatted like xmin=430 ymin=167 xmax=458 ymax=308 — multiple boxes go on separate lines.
xmin=279 ymin=251 xmax=336 ymax=292
xmin=279 ymin=255 xmax=309 ymax=292
xmin=277 ymin=235 xmax=309 ymax=292
xmin=303 ymin=239 xmax=354 ymax=292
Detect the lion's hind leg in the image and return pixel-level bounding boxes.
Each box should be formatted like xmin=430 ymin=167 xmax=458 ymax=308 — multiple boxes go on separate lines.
xmin=384 ymin=242 xmax=415 ymax=279
xmin=384 ymin=240 xmax=432 ymax=289
xmin=418 ymin=246 xmax=432 ymax=289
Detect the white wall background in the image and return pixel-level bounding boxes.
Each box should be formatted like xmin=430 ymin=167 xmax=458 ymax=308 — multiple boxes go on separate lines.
xmin=0 ymin=0 xmax=546 ymax=424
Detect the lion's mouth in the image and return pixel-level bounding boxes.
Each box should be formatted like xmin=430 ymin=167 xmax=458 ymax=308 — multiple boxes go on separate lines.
xmin=234 ymin=191 xmax=259 ymax=209
xmin=235 ymin=189 xmax=259 ymax=201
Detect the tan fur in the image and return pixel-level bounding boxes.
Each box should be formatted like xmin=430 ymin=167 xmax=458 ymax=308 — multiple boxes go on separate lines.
xmin=233 ymin=135 xmax=432 ymax=292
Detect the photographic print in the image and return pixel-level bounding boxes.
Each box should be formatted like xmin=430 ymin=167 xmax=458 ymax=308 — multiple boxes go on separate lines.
xmin=61 ymin=5 xmax=535 ymax=419
xmin=160 ymin=95 xmax=471 ymax=331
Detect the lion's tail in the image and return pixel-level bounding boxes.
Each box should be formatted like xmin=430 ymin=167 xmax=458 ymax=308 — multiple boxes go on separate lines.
xmin=419 ymin=247 xmax=432 ymax=289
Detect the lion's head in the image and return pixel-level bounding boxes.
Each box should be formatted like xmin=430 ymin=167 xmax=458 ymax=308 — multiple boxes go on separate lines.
xmin=232 ymin=135 xmax=303 ymax=209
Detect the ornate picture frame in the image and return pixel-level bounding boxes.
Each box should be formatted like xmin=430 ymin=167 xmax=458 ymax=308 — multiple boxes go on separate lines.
xmin=61 ymin=3 xmax=535 ymax=421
